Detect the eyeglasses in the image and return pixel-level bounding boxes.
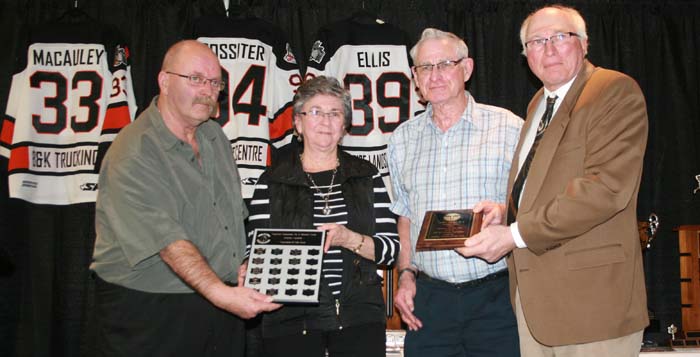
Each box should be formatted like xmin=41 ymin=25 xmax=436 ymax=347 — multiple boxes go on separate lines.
xmin=524 ymin=32 xmax=580 ymax=50
xmin=413 ymin=58 xmax=465 ymax=75
xmin=299 ymin=108 xmax=344 ymax=121
xmin=166 ymin=71 xmax=226 ymax=91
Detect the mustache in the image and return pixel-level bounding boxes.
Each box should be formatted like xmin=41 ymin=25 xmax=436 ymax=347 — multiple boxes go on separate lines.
xmin=193 ymin=96 xmax=218 ymax=115
xmin=193 ymin=96 xmax=217 ymax=107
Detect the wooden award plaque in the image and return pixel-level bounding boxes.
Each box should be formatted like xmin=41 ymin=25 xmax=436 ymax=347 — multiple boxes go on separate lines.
xmin=415 ymin=210 xmax=483 ymax=251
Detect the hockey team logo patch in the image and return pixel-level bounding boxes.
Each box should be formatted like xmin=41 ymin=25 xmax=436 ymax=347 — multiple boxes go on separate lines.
xmin=283 ymin=43 xmax=297 ymax=64
xmin=309 ymin=41 xmax=326 ymax=64
xmin=113 ymin=45 xmax=129 ymax=67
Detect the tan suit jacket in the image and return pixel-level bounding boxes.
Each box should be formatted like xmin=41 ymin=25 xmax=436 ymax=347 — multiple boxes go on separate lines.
xmin=507 ymin=61 xmax=649 ymax=346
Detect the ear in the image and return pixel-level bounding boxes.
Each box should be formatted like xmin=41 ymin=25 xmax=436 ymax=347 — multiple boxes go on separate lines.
xmin=158 ymin=71 xmax=169 ymax=95
xmin=410 ymin=66 xmax=418 ymax=80
xmin=411 ymin=66 xmax=421 ymax=90
xmin=580 ymin=37 xmax=589 ymax=56
xmin=293 ymin=114 xmax=303 ymax=136
xmin=462 ymin=57 xmax=475 ymax=82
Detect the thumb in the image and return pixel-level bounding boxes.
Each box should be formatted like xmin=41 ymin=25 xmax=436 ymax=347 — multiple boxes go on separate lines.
xmin=464 ymin=235 xmax=482 ymax=248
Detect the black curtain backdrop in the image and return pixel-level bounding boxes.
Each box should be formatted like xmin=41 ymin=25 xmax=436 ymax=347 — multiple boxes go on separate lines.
xmin=1 ymin=0 xmax=699 ymax=355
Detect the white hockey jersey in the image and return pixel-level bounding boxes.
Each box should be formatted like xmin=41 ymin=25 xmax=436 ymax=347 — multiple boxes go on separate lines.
xmin=0 ymin=20 xmax=137 ymax=205
xmin=306 ymin=14 xmax=425 ymax=195
xmin=193 ymin=14 xmax=302 ymax=198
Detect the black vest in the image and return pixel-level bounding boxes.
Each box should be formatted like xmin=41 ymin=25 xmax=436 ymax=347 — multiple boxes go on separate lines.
xmin=258 ymin=145 xmax=387 ymax=337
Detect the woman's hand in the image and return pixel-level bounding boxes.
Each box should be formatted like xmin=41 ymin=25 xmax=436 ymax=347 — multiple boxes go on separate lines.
xmin=318 ymin=223 xmax=356 ymax=252
xmin=318 ymin=223 xmax=375 ymax=260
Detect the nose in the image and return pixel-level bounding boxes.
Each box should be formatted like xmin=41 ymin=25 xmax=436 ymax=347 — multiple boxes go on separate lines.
xmin=318 ymin=114 xmax=333 ymax=125
xmin=428 ymin=66 xmax=443 ymax=80
xmin=543 ymin=40 xmax=557 ymax=55
xmin=198 ymin=81 xmax=216 ymax=97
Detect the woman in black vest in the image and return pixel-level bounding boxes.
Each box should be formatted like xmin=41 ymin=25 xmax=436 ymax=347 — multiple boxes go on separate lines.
xmin=243 ymin=76 xmax=399 ymax=357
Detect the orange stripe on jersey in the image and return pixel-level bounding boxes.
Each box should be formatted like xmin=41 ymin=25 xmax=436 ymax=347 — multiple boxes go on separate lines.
xmin=102 ymin=106 xmax=132 ymax=131
xmin=8 ymin=146 xmax=29 ymax=171
xmin=268 ymin=106 xmax=294 ymax=165
xmin=1 ymin=118 xmax=14 ymax=146
xmin=269 ymin=106 xmax=293 ymax=142
xmin=266 ymin=145 xmax=272 ymax=166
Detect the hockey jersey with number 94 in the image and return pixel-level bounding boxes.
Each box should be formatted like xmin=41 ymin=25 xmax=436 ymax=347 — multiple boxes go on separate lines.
xmin=193 ymin=15 xmax=302 ymax=198
xmin=0 ymin=21 xmax=137 ymax=205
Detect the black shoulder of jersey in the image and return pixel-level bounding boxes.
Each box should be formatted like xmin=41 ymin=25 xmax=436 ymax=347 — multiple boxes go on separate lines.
xmin=315 ymin=17 xmax=412 ymax=50
xmin=191 ymin=14 xmax=299 ymax=71
xmin=13 ymin=20 xmax=129 ymax=73
xmin=308 ymin=16 xmax=414 ymax=71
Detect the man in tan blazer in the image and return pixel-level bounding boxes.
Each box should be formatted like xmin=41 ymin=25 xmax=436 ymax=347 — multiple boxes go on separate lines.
xmin=455 ymin=5 xmax=649 ymax=356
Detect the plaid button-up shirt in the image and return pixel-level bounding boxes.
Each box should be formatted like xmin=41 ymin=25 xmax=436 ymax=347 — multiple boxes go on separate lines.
xmin=388 ymin=93 xmax=522 ymax=283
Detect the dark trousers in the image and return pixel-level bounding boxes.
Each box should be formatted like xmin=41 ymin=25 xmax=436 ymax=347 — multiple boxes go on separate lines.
xmin=262 ymin=322 xmax=386 ymax=357
xmin=405 ymin=271 xmax=520 ymax=357
xmin=93 ymin=274 xmax=244 ymax=357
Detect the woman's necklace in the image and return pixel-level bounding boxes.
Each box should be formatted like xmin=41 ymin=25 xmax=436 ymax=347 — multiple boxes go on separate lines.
xmin=300 ymin=154 xmax=339 ymax=215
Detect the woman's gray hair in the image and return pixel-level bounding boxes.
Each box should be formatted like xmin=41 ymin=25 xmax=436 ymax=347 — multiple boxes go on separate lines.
xmin=409 ymin=28 xmax=469 ymax=63
xmin=293 ymin=75 xmax=352 ymax=131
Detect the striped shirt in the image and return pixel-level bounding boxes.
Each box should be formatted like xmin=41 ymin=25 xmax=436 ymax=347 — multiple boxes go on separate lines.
xmin=388 ymin=92 xmax=522 ymax=283
xmin=247 ymin=170 xmax=399 ymax=296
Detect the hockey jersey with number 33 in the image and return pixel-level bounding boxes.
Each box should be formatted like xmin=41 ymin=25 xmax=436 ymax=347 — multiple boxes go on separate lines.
xmin=0 ymin=20 xmax=137 ymax=205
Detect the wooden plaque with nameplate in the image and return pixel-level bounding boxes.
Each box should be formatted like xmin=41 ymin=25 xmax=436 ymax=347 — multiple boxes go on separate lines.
xmin=416 ymin=209 xmax=483 ymax=251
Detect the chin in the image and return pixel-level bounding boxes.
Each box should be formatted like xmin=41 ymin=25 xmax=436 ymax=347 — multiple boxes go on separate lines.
xmin=308 ymin=139 xmax=340 ymax=150
xmin=190 ymin=113 xmax=211 ymax=123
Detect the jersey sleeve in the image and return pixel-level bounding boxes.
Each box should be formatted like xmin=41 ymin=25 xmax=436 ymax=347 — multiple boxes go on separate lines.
xmin=0 ymin=72 xmax=24 ymax=160
xmin=305 ymin=26 xmax=334 ymax=77
xmin=94 ymin=42 xmax=137 ymax=173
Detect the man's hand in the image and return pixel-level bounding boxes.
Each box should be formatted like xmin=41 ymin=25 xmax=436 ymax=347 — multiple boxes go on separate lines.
xmin=237 ymin=260 xmax=248 ymax=287
xmin=394 ymin=272 xmax=423 ymax=331
xmin=208 ymin=283 xmax=282 ymax=319
xmin=454 ymin=225 xmax=516 ymax=263
xmin=473 ymin=200 xmax=506 ymax=229
xmin=160 ymin=240 xmax=281 ymax=319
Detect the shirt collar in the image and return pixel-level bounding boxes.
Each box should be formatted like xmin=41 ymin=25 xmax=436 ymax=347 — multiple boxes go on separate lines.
xmin=150 ymin=96 xmax=219 ymax=151
xmin=424 ymin=91 xmax=478 ymax=131
xmin=544 ymin=75 xmax=577 ymax=100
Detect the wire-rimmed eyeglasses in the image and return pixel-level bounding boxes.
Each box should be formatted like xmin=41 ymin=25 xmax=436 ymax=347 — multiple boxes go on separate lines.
xmin=298 ymin=108 xmax=344 ymax=120
xmin=166 ymin=71 xmax=226 ymax=91
xmin=413 ymin=57 xmax=465 ymax=75
xmin=524 ymin=32 xmax=580 ymax=51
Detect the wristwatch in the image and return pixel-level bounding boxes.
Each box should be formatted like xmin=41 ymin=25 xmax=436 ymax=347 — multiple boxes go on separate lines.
xmin=398 ymin=267 xmax=417 ymax=280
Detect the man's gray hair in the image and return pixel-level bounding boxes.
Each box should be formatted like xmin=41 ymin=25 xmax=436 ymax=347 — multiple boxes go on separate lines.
xmin=409 ymin=28 xmax=469 ymax=62
xmin=519 ymin=5 xmax=588 ymax=56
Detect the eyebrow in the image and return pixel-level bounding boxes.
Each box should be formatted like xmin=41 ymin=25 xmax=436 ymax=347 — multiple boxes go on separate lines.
xmin=416 ymin=58 xmax=454 ymax=65
xmin=527 ymin=29 xmax=570 ymax=38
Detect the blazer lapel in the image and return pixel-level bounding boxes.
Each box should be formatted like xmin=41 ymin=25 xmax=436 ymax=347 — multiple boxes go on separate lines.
xmin=518 ymin=61 xmax=596 ymax=212
xmin=506 ymin=89 xmax=543 ymax=202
